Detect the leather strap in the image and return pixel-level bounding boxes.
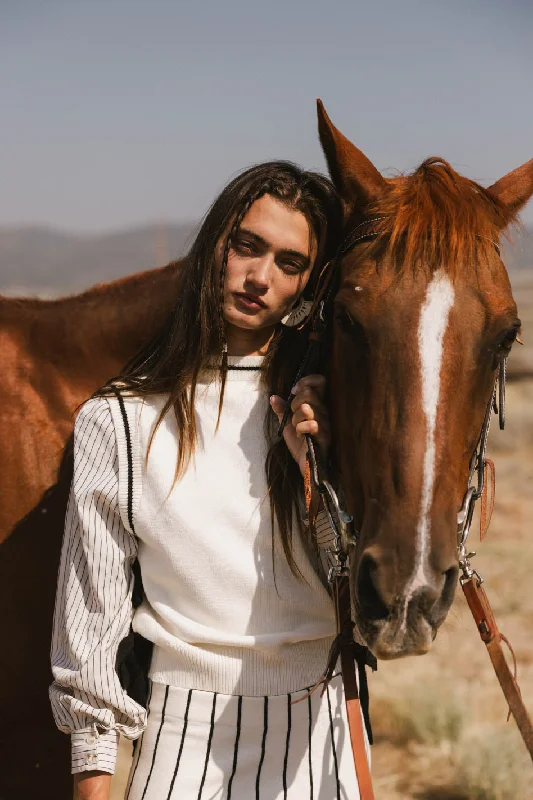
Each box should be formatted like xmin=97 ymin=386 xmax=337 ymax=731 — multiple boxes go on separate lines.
xmin=304 ymin=453 xmax=375 ymax=796
xmin=336 ymin=576 xmax=375 ymax=800
xmin=479 ymin=458 xmax=495 ymax=541
xmin=462 ymin=577 xmax=533 ymax=761
xmin=341 ymin=646 xmax=375 ymax=799
xmin=303 ymin=458 xmax=321 ymax=532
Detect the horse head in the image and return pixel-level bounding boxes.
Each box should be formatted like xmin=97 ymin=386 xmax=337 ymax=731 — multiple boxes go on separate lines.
xmin=317 ymin=100 xmax=533 ymax=659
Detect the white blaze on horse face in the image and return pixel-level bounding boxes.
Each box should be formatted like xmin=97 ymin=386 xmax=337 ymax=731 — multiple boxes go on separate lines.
xmin=406 ymin=269 xmax=455 ymax=604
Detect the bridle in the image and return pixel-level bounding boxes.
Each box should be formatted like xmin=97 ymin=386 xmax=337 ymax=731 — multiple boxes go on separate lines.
xmin=457 ymin=358 xmax=506 ymax=586
xmin=278 ymin=218 xmax=533 ymax=795
xmin=280 ymin=220 xmax=404 ymax=565
xmin=277 ymin=220 xmax=390 ymax=563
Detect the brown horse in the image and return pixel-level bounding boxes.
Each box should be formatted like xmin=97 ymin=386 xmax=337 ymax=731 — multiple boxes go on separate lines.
xmin=0 ymin=263 xmax=180 ymax=799
xmin=316 ymin=100 xmax=533 ymax=660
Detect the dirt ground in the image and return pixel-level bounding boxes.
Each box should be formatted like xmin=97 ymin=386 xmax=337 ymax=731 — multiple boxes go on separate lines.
xmin=111 ymin=272 xmax=533 ymax=800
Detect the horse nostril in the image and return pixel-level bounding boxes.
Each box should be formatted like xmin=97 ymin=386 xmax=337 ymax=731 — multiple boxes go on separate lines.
xmin=440 ymin=565 xmax=459 ymax=610
xmin=356 ymin=553 xmax=389 ymax=621
xmin=413 ymin=566 xmax=459 ymax=623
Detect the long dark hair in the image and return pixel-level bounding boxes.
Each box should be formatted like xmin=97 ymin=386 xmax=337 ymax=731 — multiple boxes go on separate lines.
xmin=97 ymin=161 xmax=343 ymax=575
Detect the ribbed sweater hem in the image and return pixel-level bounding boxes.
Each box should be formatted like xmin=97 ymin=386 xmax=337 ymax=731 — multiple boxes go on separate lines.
xmin=148 ymin=636 xmax=336 ymax=696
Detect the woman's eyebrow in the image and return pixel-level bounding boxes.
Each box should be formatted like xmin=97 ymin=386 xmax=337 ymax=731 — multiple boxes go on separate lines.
xmin=238 ymin=227 xmax=310 ymax=265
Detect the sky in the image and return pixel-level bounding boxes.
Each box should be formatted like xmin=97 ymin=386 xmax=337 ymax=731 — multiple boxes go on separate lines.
xmin=2 ymin=0 xmax=532 ymax=232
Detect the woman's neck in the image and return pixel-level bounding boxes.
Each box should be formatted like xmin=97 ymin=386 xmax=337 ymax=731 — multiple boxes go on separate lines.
xmin=225 ymin=323 xmax=275 ymax=356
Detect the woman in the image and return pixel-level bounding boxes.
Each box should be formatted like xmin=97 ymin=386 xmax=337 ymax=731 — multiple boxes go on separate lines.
xmin=50 ymin=161 xmax=364 ymax=799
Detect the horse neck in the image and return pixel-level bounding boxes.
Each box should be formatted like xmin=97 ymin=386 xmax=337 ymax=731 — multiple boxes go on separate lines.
xmin=78 ymin=260 xmax=181 ymax=364
xmin=24 ymin=260 xmax=181 ymax=376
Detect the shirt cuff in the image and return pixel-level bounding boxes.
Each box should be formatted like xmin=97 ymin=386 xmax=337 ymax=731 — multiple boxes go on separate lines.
xmin=71 ymin=726 xmax=119 ymax=775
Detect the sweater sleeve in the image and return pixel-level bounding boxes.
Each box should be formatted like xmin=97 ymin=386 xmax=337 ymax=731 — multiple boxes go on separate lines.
xmin=49 ymin=397 xmax=147 ymax=775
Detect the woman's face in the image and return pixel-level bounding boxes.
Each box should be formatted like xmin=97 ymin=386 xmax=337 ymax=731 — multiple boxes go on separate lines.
xmin=220 ymin=194 xmax=317 ymax=344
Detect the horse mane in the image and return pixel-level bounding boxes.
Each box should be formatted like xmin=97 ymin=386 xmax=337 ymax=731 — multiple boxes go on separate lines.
xmin=368 ymin=158 xmax=516 ymax=279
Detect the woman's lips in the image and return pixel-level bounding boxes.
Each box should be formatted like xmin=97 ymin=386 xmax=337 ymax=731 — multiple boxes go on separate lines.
xmin=233 ymin=292 xmax=267 ymax=310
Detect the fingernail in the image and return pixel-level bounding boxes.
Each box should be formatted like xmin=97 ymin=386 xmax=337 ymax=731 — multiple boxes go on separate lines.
xmin=291 ymin=383 xmax=299 ymax=394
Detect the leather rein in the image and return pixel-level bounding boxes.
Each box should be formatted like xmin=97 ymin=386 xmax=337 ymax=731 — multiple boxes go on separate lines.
xmin=278 ymin=218 xmax=533 ymax=797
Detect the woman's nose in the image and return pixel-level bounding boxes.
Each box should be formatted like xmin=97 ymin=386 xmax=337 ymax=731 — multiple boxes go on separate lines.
xmin=245 ymin=255 xmax=272 ymax=289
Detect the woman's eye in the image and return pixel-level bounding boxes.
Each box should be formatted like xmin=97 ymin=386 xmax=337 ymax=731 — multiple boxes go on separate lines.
xmin=281 ymin=261 xmax=303 ymax=274
xmin=234 ymin=240 xmax=255 ymax=255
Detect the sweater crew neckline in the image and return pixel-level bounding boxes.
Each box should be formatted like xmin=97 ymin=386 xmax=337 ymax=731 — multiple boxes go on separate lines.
xmin=199 ymin=354 xmax=265 ymax=383
xmin=227 ymin=354 xmax=264 ymax=370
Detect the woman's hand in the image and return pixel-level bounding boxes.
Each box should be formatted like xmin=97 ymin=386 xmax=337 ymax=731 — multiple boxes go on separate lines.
xmin=270 ymin=374 xmax=331 ymax=478
xmin=73 ymin=771 xmax=112 ymax=800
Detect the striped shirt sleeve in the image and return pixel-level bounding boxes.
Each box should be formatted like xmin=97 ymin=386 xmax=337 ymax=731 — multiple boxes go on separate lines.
xmin=49 ymin=397 xmax=147 ymax=775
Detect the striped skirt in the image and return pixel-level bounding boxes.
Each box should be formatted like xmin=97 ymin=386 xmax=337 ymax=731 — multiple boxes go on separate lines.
xmin=126 ymin=674 xmax=367 ymax=799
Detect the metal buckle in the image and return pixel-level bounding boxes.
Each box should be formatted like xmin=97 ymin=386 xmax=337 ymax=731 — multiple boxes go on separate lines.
xmin=327 ymin=561 xmax=350 ymax=584
xmin=320 ymin=479 xmax=353 ymax=529
xmin=457 ymin=477 xmax=484 ymax=585
xmin=459 ymin=549 xmax=484 ymax=586
xmin=457 ymin=485 xmax=476 ymax=551
xmin=305 ymin=435 xmax=354 ymax=584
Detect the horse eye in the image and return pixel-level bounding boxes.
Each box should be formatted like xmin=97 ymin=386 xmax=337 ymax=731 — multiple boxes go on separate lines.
xmin=498 ymin=323 xmax=520 ymax=353
xmin=500 ymin=332 xmax=516 ymax=352
xmin=500 ymin=319 xmax=522 ymax=350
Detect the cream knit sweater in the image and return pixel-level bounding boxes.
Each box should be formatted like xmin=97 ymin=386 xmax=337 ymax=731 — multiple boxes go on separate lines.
xmin=124 ymin=355 xmax=337 ymax=696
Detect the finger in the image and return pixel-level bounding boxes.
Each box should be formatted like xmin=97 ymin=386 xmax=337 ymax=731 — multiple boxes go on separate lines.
xmin=291 ymin=389 xmax=326 ymax=415
xmin=291 ymin=374 xmax=326 ymax=398
xmin=294 ymin=414 xmax=330 ymax=438
xmin=292 ymin=403 xmax=316 ymax=426
xmin=295 ymin=422 xmax=331 ymax=455
xmin=294 ymin=419 xmax=319 ymax=439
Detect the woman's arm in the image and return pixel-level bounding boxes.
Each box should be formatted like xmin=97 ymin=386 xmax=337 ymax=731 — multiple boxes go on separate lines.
xmin=50 ymin=398 xmax=146 ymax=778
xmin=73 ymin=772 xmax=112 ymax=800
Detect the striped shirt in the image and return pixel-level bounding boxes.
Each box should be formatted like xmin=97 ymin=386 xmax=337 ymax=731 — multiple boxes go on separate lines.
xmin=50 ymin=400 xmax=146 ymax=773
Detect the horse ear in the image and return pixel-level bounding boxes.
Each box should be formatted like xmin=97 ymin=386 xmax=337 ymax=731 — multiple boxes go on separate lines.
xmin=487 ymin=158 xmax=533 ymax=222
xmin=317 ymin=99 xmax=387 ymax=209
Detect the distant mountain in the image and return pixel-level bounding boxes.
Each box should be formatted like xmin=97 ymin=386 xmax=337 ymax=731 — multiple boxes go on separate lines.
xmin=0 ymin=222 xmax=531 ymax=297
xmin=0 ymin=222 xmax=197 ymax=296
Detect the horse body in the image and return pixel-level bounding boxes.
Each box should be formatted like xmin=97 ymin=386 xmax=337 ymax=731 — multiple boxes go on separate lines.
xmin=0 ymin=263 xmax=180 ymax=541
xmin=0 ymin=263 xmax=179 ymax=798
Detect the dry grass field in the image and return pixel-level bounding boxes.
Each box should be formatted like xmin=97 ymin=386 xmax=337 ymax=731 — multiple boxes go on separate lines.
xmin=111 ymin=272 xmax=533 ymax=800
